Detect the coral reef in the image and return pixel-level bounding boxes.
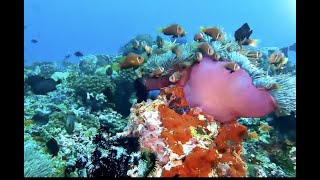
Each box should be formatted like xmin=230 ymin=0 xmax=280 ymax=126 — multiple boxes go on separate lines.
xmin=25 ymin=61 xmax=60 ymax=78
xmin=24 ymin=24 xmax=295 ymax=178
xmin=24 ymin=139 xmax=54 ymax=177
xmin=64 ymin=124 xmax=143 ymax=177
xmin=97 ymin=110 xmax=127 ymax=135
xmin=239 ymin=115 xmax=296 ymax=177
xmin=289 ymin=146 xmax=296 ymax=171
xmin=51 ymin=72 xmax=70 ymax=82
xmin=24 ymin=84 xmax=77 ymax=120
xmin=118 ymin=85 xmax=248 ymax=177
xmin=119 ymin=34 xmax=154 ymax=56
xmin=66 ymin=72 xmax=115 ymax=95
xmin=25 ymin=75 xmax=61 ymax=95
xmin=79 ymin=55 xmax=99 ymax=75
xmin=95 ymin=54 xmax=119 ymax=67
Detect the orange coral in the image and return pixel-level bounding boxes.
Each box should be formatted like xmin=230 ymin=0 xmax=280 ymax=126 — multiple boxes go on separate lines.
xmin=161 ymin=86 xmax=189 ymax=106
xmin=217 ymin=152 xmax=246 ymax=176
xmin=162 ymin=147 xmax=218 ymax=177
xmin=159 ymin=105 xmax=206 ymax=129
xmin=161 ymin=130 xmax=185 ymax=155
xmin=214 ymin=122 xmax=248 ymax=153
xmin=151 ymin=86 xmax=247 ymax=177
xmin=159 ymin=104 xmax=201 ymax=155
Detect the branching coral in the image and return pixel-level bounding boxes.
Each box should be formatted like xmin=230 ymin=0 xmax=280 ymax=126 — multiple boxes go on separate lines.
xmin=66 ymin=73 xmax=115 ymax=95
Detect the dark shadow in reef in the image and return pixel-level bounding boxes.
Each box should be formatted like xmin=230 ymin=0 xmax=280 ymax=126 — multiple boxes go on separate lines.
xmin=110 ymin=78 xmax=135 ymax=117
xmin=271 ymin=111 xmax=296 ymax=141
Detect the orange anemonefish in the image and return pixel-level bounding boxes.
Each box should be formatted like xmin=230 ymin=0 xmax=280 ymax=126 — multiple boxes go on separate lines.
xmin=193 ymin=33 xmax=205 ymax=42
xmin=169 ymin=71 xmax=183 ymax=83
xmin=224 ymin=62 xmax=240 ymax=72
xmin=150 ymin=67 xmax=165 ymax=78
xmin=198 ymin=43 xmax=214 ymax=56
xmin=195 ymin=52 xmax=203 ymax=63
xmin=158 ymin=24 xmax=186 ymax=38
xmin=200 ymin=27 xmax=223 ymax=41
xmin=119 ymin=53 xmax=144 ymax=69
xmin=265 ymin=83 xmax=280 ymax=91
xmin=246 ymin=51 xmax=262 ymax=60
xmin=269 ymin=51 xmax=288 ymax=70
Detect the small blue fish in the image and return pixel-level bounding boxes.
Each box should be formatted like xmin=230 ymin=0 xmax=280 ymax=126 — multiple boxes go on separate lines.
xmin=148 ymin=90 xmax=160 ymax=100
xmin=74 ymin=51 xmax=84 ymax=57
xmin=31 ymin=39 xmax=38 ymax=43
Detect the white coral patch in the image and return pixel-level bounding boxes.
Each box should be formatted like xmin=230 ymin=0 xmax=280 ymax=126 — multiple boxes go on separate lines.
xmin=207 ymin=121 xmax=219 ymax=139
xmin=163 ymin=152 xmax=185 ymax=171
xmin=182 ymin=141 xmax=197 ymax=155
xmin=198 ymin=114 xmax=206 ymax=121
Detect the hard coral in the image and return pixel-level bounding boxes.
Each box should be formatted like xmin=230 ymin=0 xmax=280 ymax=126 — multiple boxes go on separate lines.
xmin=79 ymin=55 xmax=98 ymax=75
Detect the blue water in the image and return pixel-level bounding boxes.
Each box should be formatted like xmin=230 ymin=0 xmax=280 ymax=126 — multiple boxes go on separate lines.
xmin=24 ymin=0 xmax=296 ymax=64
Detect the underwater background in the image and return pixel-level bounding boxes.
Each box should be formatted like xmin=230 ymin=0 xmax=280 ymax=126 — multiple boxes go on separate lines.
xmin=24 ymin=0 xmax=296 ymax=177
xmin=24 ymin=0 xmax=296 ymax=64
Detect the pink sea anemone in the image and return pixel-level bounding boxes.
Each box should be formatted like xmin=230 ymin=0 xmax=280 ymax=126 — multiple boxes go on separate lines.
xmin=142 ymin=56 xmax=277 ymax=123
xmin=183 ymin=56 xmax=276 ymax=123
